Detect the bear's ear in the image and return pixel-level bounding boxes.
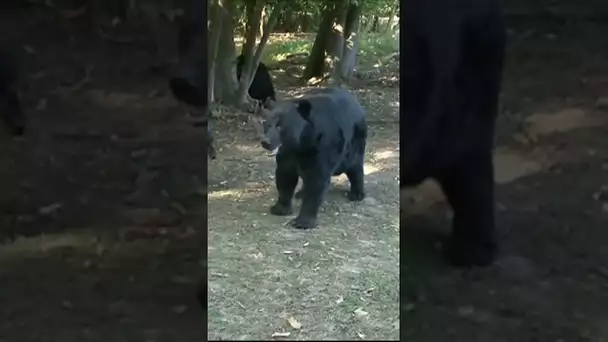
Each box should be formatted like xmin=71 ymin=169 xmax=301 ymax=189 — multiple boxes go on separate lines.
xmin=295 ymin=99 xmax=313 ymax=120
xmin=264 ymin=98 xmax=277 ymax=110
xmin=252 ymin=101 xmax=270 ymax=118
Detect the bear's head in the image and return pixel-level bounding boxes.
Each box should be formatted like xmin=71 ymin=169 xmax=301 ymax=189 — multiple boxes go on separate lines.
xmin=250 ymin=97 xmax=317 ymax=154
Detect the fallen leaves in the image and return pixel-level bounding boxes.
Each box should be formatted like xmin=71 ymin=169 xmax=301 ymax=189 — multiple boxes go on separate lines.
xmin=170 ymin=275 xmax=194 ymax=284
xmin=596 ymin=97 xmax=608 ymax=109
xmin=592 ymin=185 xmax=608 ymax=201
xmin=353 ymin=307 xmax=369 ymax=318
xmin=457 ymin=306 xmax=475 ymax=317
xmin=270 ymin=315 xmax=303 ymax=338
xmin=287 ymin=316 xmax=302 ymax=330
xmin=35 ymin=99 xmax=47 ymax=111
xmin=591 ymin=185 xmax=608 ymax=213
xmin=62 ymin=300 xmax=73 ymax=309
xmin=38 ymin=202 xmax=63 ymax=216
xmin=23 ymin=45 xmax=36 ymax=54
xmin=171 ymin=305 xmax=188 ymax=314
xmin=123 ymin=207 xmax=181 ymax=227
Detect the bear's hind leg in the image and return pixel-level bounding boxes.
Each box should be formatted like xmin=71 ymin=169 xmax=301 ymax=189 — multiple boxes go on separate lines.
xmin=346 ymin=127 xmax=366 ymax=201
xmin=291 ymin=173 xmax=330 ymax=229
xmin=346 ymin=165 xmax=365 ymax=201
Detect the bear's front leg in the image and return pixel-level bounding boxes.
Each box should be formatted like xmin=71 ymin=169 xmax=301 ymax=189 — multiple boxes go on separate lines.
xmin=270 ymin=157 xmax=299 ymax=216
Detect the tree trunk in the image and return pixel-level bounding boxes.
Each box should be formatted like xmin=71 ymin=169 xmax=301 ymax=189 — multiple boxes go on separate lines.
xmin=328 ymin=0 xmax=348 ymax=84
xmin=235 ymin=0 xmax=265 ymax=105
xmin=340 ymin=3 xmax=361 ymax=81
xmin=303 ymin=2 xmax=338 ymax=80
xmin=105 ymin=0 xmax=128 ymax=21
xmin=212 ymin=0 xmax=239 ymax=104
xmin=370 ymin=15 xmax=379 ymax=32
xmin=126 ymin=0 xmax=137 ymax=21
xmin=208 ymin=0 xmax=223 ymax=105
xmin=359 ymin=15 xmax=368 ymax=31
xmin=140 ymin=2 xmax=175 ymax=67
xmin=385 ymin=0 xmax=399 ymax=32
xmin=259 ymin=5 xmax=266 ymax=38
xmin=299 ymin=13 xmax=310 ymax=32
xmin=237 ymin=3 xmax=247 ymax=34
xmin=302 ymin=0 xmax=360 ymax=85
xmin=247 ymin=3 xmax=283 ymax=88
xmin=282 ymin=8 xmax=298 ymax=32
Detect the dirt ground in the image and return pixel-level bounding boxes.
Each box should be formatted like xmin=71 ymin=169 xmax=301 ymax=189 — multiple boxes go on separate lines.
xmin=0 ymin=7 xmax=204 ymax=341
xmin=402 ymin=14 xmax=608 ymax=342
xmin=207 ymin=67 xmax=400 ymax=338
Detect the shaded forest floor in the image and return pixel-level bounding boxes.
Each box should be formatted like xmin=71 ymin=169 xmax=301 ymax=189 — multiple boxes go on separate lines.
xmin=0 ymin=7 xmax=204 ymax=341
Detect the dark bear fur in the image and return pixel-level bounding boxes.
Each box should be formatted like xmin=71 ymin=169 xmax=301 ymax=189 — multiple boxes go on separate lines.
xmin=197 ymin=278 xmax=205 ymax=309
xmin=236 ymin=54 xmax=276 ymax=103
xmin=401 ymin=0 xmax=506 ymax=267
xmin=252 ymin=87 xmax=367 ymax=229
xmin=0 ymin=49 xmax=26 ymax=136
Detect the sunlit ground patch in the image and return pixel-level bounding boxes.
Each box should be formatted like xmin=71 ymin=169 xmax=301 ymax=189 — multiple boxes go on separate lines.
xmin=85 ymin=89 xmax=175 ymax=110
xmin=0 ymin=232 xmax=98 ymax=259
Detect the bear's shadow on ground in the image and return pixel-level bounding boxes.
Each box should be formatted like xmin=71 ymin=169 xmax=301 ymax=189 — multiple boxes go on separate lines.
xmin=208 ymin=165 xmax=394 ymax=206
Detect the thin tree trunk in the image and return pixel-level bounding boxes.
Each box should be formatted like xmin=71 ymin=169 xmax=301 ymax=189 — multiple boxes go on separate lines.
xmin=235 ymin=0 xmax=265 ymax=105
xmin=214 ymin=0 xmax=239 ymax=104
xmin=141 ymin=3 xmax=173 ymax=66
xmin=329 ymin=0 xmax=348 ymax=83
xmin=385 ymin=0 xmax=399 ymax=32
xmin=247 ymin=3 xmax=284 ymax=89
xmin=303 ymin=2 xmax=337 ymax=80
xmin=338 ymin=3 xmax=362 ymax=82
xmin=258 ymin=5 xmax=266 ymax=38
xmin=208 ymin=0 xmax=223 ymax=105
xmin=370 ymin=15 xmax=379 ymax=32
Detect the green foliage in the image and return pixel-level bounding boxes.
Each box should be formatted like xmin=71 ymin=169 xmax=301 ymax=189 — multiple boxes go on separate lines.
xmin=262 ymin=36 xmax=315 ymax=63
xmin=229 ymin=0 xmax=398 ymax=35
xmin=235 ymin=31 xmax=398 ymax=66
xmin=360 ymin=0 xmax=397 ymax=15
xmin=358 ymin=32 xmax=399 ymax=61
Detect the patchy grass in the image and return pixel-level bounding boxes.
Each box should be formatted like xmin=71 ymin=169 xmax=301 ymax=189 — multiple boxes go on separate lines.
xmin=207 ymin=47 xmax=400 ymax=339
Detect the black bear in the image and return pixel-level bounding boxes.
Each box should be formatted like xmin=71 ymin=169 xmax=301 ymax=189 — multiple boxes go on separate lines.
xmin=0 ymin=49 xmax=26 ymax=137
xmin=401 ymin=0 xmax=506 ymax=267
xmin=236 ymin=54 xmax=277 ymax=103
xmin=252 ymin=87 xmax=367 ymax=229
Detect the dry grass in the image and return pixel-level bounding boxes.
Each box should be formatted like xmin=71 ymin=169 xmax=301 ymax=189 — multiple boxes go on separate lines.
xmin=207 ymin=35 xmax=400 ymax=338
